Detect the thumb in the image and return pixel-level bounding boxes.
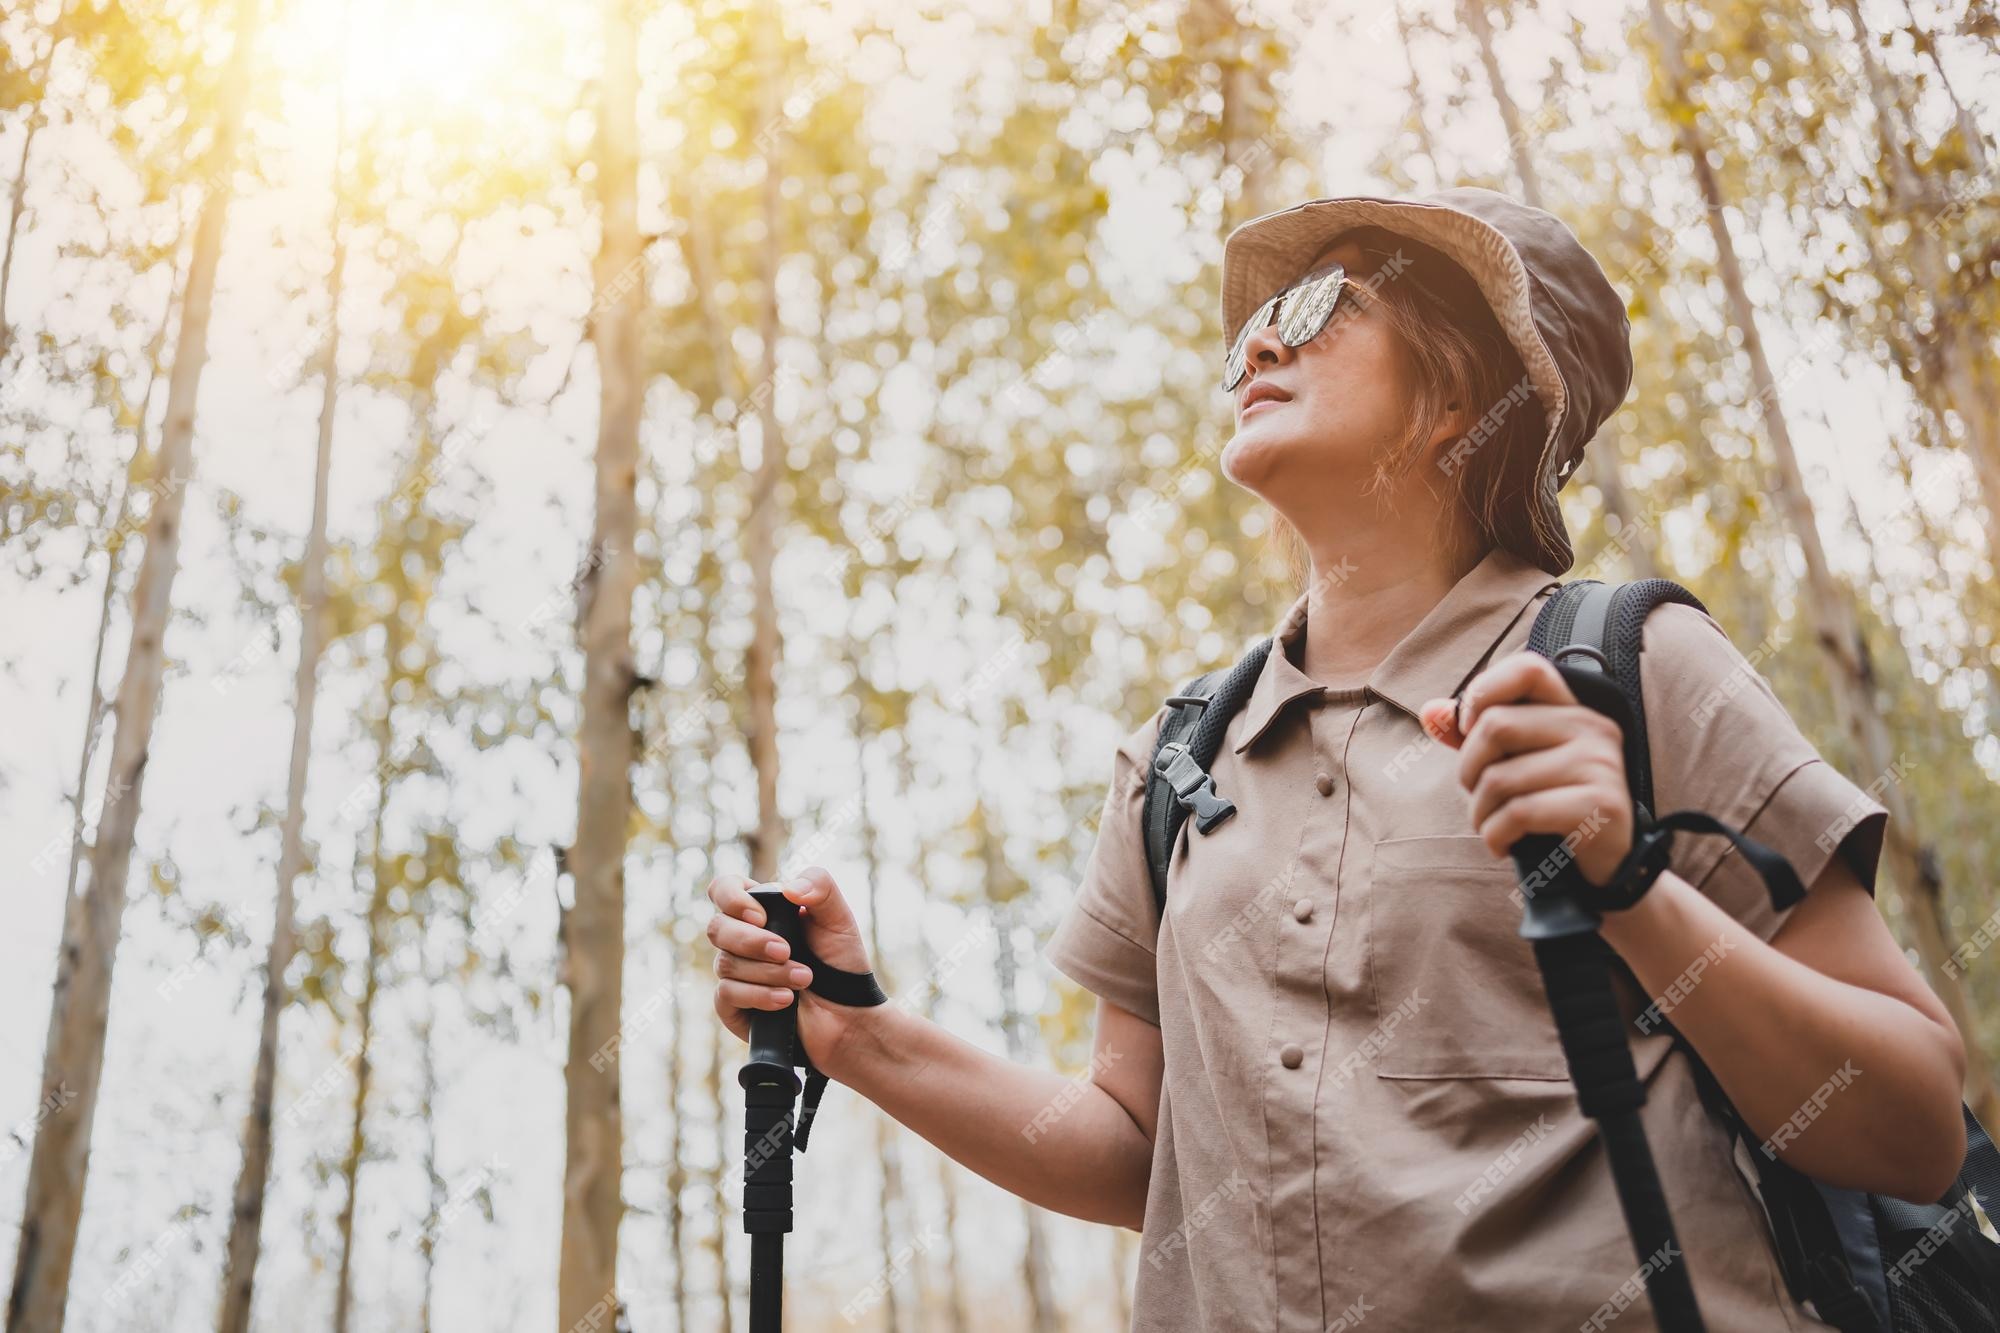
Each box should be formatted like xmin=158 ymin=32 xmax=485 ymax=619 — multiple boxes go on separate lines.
xmin=784 ymin=865 xmax=860 ymax=933
xmin=783 ymin=866 xmax=872 ymax=974
xmin=1418 ymin=696 xmax=1466 ymax=749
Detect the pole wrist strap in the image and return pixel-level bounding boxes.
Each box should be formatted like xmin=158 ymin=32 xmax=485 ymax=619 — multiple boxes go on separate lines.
xmin=790 ymin=942 xmax=889 ymax=1151
xmin=1592 ymin=808 xmax=1808 ymax=915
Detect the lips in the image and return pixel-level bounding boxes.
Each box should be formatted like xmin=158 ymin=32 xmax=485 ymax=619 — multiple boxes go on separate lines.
xmin=1240 ymin=381 xmax=1293 ymax=415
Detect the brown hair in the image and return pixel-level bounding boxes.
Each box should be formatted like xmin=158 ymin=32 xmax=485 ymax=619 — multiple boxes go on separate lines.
xmin=1268 ymin=230 xmax=1550 ymax=587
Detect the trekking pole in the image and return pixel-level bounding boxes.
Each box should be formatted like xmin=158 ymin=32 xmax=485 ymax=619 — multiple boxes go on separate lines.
xmin=735 ymin=882 xmax=892 ymax=1331
xmin=1508 ymin=656 xmax=1706 ymax=1333
xmin=739 ymin=885 xmax=805 ymax=1333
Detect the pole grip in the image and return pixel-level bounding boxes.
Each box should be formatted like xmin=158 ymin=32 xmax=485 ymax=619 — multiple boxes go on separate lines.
xmin=739 ymin=885 xmax=808 ymax=1329
xmin=740 ymin=885 xmax=803 ymax=1251
xmin=742 ymin=887 xmax=806 ymax=1085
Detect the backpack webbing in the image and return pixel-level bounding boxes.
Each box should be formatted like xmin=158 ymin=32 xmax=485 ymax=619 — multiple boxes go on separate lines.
xmin=1531 ymin=578 xmax=2000 ymax=1333
xmin=1141 ymin=637 xmax=1273 ymax=919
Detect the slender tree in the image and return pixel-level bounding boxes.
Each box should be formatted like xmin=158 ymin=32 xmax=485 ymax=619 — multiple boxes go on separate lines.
xmin=844 ymin=629 xmax=909 ymax=1331
xmin=980 ymin=810 xmax=1060 ymax=1332
xmin=557 ymin=0 xmax=644 ymax=1323
xmin=1645 ymin=0 xmax=1999 ymax=1123
xmin=8 ymin=4 xmax=260 ymax=1326
xmin=743 ymin=0 xmax=787 ymax=883
xmin=331 ymin=480 xmax=415 ymax=1333
xmin=1831 ymin=0 xmax=2000 ymax=525
xmin=0 ymin=1 xmax=65 ymax=359
xmin=215 ymin=84 xmax=350 ymax=1333
xmin=1459 ymin=0 xmax=1659 ymax=579
xmin=58 ymin=254 xmax=183 ymax=932
xmin=896 ymin=740 xmax=971 ymax=1333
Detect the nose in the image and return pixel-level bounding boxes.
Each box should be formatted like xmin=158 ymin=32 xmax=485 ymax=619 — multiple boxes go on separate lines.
xmin=1241 ymin=319 xmax=1295 ymax=384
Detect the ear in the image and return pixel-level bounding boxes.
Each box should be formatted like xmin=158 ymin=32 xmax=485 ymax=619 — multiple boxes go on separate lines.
xmin=1423 ymin=398 xmax=1475 ymax=477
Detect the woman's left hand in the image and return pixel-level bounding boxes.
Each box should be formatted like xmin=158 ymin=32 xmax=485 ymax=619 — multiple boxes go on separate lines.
xmin=1418 ymin=651 xmax=1632 ymax=885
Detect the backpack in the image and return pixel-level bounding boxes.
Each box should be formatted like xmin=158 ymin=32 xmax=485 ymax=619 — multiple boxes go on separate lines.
xmin=1139 ymin=575 xmax=2000 ymax=1332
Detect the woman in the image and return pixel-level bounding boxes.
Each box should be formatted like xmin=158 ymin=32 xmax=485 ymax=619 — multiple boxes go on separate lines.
xmin=704 ymin=187 xmax=1967 ymax=1330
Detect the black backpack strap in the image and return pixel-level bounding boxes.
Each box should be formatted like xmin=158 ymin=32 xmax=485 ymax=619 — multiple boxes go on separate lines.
xmin=1525 ymin=577 xmax=1707 ymax=817
xmin=1535 ymin=579 xmax=1889 ymax=1330
xmin=1141 ymin=638 xmax=1274 ymax=920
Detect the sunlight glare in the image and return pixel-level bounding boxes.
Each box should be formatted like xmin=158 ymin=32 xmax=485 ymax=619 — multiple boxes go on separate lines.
xmin=272 ymin=0 xmax=534 ymax=125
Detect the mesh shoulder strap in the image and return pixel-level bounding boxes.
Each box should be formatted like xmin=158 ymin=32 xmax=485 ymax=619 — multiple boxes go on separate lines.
xmin=1525 ymin=577 xmax=1707 ymax=815
xmin=1141 ymin=637 xmax=1273 ymax=921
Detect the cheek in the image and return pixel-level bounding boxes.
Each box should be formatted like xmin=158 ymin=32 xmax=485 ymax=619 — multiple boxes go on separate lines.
xmin=1292 ymin=328 xmax=1406 ymax=442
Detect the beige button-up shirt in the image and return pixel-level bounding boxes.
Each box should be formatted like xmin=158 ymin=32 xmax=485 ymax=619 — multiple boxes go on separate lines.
xmin=1045 ymin=547 xmax=1889 ymax=1332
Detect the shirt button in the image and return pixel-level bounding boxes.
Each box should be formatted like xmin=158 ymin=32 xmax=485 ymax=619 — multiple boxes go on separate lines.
xmin=1292 ymin=898 xmax=1314 ymax=923
xmin=1314 ymin=771 xmax=1335 ymax=796
xmin=1280 ymin=1043 xmax=1305 ymax=1069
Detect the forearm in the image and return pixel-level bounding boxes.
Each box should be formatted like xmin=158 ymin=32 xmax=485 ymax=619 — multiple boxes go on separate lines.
xmin=830 ymin=1004 xmax=1153 ymax=1229
xmin=1600 ymin=871 xmax=1964 ymax=1200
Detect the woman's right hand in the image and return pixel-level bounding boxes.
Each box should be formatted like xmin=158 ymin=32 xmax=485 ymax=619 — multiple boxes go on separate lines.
xmin=705 ymin=866 xmax=882 ymax=1082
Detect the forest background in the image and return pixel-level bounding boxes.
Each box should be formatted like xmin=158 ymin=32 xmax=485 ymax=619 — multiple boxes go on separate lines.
xmin=1 ymin=0 xmax=1997 ymax=1329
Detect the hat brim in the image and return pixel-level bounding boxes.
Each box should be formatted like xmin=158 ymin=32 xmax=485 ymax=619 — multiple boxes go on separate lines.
xmin=1221 ymin=195 xmax=1575 ymax=569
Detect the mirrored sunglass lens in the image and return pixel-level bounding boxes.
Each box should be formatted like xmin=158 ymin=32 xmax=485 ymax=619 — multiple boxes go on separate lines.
xmin=1277 ymin=267 xmax=1344 ymax=346
xmin=1223 ymin=296 xmax=1275 ymax=389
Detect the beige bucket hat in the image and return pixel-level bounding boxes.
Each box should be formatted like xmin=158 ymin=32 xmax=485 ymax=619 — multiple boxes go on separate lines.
xmin=1220 ymin=186 xmax=1634 ymax=574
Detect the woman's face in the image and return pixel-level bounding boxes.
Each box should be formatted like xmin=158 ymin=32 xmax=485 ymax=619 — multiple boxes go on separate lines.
xmin=1219 ymin=238 xmax=1428 ymax=511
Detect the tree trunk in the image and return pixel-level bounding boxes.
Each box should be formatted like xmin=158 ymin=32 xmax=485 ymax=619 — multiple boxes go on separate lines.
xmin=704 ymin=994 xmax=736 ymax=1331
xmin=1461 ymin=0 xmax=1539 ymax=196
xmin=330 ymin=889 xmax=384 ymax=1333
xmin=1646 ymin=0 xmax=2000 ymax=1126
xmin=984 ymin=822 xmax=1060 ymax=1333
xmin=1462 ymin=0 xmax=1659 ymax=579
xmin=417 ymin=973 xmax=441 ymax=1333
xmin=557 ymin=0 xmax=642 ymax=1325
xmin=1192 ymin=0 xmax=1275 ymax=234
xmin=7 ymin=6 xmax=258 ymax=1327
xmin=665 ymin=978 xmax=689 ymax=1333
xmin=744 ymin=0 xmax=786 ymax=884
xmin=215 ymin=114 xmax=347 ymax=1333
xmin=846 ymin=652 xmax=908 ymax=1330
xmin=661 ymin=732 xmax=690 ymax=1333
xmin=1833 ymin=0 xmax=2000 ymax=528
xmin=894 ymin=746 xmax=970 ymax=1333
xmin=695 ymin=564 xmax=736 ymax=1333
xmin=0 ymin=24 xmax=58 ymax=360
xmin=333 ymin=603 xmax=403 ymax=1333
xmin=1894 ymin=0 xmax=1993 ymax=177
xmin=57 ymin=253 xmax=181 ymax=944
xmin=1393 ymin=1 xmax=1446 ymax=174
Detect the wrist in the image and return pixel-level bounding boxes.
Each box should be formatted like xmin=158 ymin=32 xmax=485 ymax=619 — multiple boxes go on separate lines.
xmin=1596 ymin=868 xmax=1692 ymax=957
xmin=821 ymin=997 xmax=915 ymax=1093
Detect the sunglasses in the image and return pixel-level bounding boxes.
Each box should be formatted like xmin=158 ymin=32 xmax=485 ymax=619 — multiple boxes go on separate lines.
xmin=1223 ymin=260 xmax=1352 ymax=394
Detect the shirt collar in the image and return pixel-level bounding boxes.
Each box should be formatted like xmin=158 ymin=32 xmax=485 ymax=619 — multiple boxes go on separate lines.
xmin=1232 ymin=546 xmax=1562 ymax=754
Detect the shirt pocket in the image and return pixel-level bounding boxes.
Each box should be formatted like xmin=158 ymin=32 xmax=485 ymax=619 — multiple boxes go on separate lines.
xmin=1365 ymin=834 xmax=1568 ymax=1081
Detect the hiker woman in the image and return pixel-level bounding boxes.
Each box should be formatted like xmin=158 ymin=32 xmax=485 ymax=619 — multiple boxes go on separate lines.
xmin=704 ymin=187 xmax=1969 ymax=1330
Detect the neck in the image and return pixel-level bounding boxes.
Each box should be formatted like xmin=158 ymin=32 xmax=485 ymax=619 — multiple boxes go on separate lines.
xmin=1288 ymin=504 xmax=1486 ymax=689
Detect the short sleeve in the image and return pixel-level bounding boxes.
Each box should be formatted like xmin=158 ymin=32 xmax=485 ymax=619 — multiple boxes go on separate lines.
xmin=1638 ymin=602 xmax=1888 ymax=943
xmin=1042 ymin=705 xmax=1169 ymax=1027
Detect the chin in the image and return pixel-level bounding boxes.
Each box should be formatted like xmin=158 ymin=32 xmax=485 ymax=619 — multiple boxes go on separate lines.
xmin=1220 ymin=417 xmax=1304 ymax=494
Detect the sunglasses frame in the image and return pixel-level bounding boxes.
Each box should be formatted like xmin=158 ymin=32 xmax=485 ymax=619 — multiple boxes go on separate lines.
xmin=1223 ymin=260 xmax=1351 ymax=394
